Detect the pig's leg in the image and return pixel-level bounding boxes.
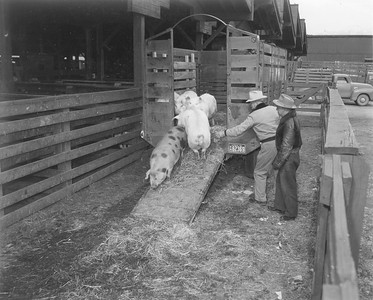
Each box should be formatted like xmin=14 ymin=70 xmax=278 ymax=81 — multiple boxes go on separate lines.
xmin=192 ymin=149 xmax=200 ymax=159
xmin=201 ymin=149 xmax=207 ymax=159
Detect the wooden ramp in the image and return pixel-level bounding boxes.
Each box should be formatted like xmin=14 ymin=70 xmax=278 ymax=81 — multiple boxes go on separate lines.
xmin=132 ymin=143 xmax=225 ymax=224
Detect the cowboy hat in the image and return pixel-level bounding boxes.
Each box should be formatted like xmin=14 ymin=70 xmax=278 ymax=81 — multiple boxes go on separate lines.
xmin=246 ymin=90 xmax=267 ymax=102
xmin=273 ymin=94 xmax=297 ymax=109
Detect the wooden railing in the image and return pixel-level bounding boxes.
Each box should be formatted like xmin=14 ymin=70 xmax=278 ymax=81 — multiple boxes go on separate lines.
xmin=311 ymin=88 xmax=369 ymax=300
xmin=0 ymin=88 xmax=149 ymax=228
xmin=284 ymin=82 xmax=328 ymax=114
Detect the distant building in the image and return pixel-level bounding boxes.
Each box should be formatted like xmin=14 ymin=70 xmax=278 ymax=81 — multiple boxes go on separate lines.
xmin=304 ymin=35 xmax=373 ymax=62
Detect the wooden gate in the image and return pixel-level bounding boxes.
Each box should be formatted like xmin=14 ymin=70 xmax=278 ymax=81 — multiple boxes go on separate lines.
xmin=142 ymin=29 xmax=198 ymax=147
xmin=225 ymin=27 xmax=261 ymax=155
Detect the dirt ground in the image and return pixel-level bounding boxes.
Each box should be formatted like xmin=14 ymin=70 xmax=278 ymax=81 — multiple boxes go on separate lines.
xmin=0 ymin=111 xmax=372 ymax=300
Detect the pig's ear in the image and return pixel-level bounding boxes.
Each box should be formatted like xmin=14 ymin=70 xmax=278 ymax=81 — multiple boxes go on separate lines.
xmin=145 ymin=169 xmax=150 ymax=180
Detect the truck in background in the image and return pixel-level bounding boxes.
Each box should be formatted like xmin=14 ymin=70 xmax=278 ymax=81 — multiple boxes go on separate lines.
xmin=333 ymin=73 xmax=373 ymax=106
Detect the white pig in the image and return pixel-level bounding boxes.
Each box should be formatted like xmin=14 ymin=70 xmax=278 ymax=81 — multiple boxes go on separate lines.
xmin=174 ymin=90 xmax=198 ymax=115
xmin=145 ymin=126 xmax=187 ymax=189
xmin=185 ymin=93 xmax=217 ymax=125
xmin=174 ymin=107 xmax=211 ymax=159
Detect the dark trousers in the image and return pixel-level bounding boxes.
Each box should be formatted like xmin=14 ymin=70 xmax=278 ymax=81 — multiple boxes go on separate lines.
xmin=274 ymin=152 xmax=300 ymax=218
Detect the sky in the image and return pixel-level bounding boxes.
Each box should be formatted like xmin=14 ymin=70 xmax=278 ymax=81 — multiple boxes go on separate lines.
xmin=291 ymin=0 xmax=373 ymax=35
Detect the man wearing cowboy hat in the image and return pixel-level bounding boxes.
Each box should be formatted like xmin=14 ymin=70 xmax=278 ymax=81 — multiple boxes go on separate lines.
xmin=269 ymin=94 xmax=302 ymax=221
xmin=215 ymin=90 xmax=280 ymax=206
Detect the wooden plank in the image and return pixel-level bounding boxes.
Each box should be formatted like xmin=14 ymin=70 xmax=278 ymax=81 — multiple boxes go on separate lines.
xmin=230 ymin=71 xmax=258 ymax=83
xmin=324 ymin=92 xmax=359 ymax=155
xmin=0 ymin=88 xmax=142 ymax=118
xmin=0 ymin=100 xmax=142 ymax=135
xmin=330 ymin=155 xmax=359 ymax=290
xmin=0 ymin=115 xmax=141 ymax=160
xmin=297 ymin=104 xmax=321 ymax=113
xmin=0 ymin=129 xmax=142 ymax=185
xmin=322 ymin=284 xmax=341 ymax=300
xmin=173 ymin=48 xmax=197 ymax=56
xmin=341 ymin=155 xmax=369 ymax=266
xmin=229 ymin=36 xmax=258 ymax=50
xmin=320 ymin=155 xmax=333 ymax=206
xmin=341 ymin=161 xmax=352 ymax=207
xmin=147 ymin=56 xmax=172 ymax=68
xmin=72 ymin=123 xmax=141 ymax=149
xmin=0 ymin=139 xmax=145 ymax=210
xmin=173 ymin=62 xmax=196 ymax=70
xmin=147 ymin=86 xmax=172 ymax=98
xmin=0 ymin=145 xmax=56 ymax=171
xmin=174 ymin=70 xmax=196 ymax=80
xmin=142 ymin=102 xmax=174 ymax=147
xmin=311 ymin=203 xmax=330 ymax=300
xmin=132 ymin=145 xmax=225 ymax=223
xmin=200 ymin=65 xmax=227 ymax=81
xmin=231 ymin=55 xmax=258 ymax=67
xmin=174 ymin=80 xmax=197 ymax=90
xmin=0 ymin=149 xmax=145 ymax=228
xmin=327 ymin=210 xmax=337 ymax=284
xmin=231 ymin=87 xmax=258 ymax=100
xmin=127 ymin=0 xmax=161 ymax=19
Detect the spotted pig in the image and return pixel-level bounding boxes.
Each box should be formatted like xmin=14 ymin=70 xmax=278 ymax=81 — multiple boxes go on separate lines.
xmin=145 ymin=126 xmax=187 ymax=188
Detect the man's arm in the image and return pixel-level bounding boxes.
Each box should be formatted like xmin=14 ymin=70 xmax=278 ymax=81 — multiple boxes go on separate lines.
xmin=226 ymin=115 xmax=255 ymax=137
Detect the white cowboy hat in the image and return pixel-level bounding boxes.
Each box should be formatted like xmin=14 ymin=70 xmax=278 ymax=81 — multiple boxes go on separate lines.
xmin=273 ymin=94 xmax=297 ymax=109
xmin=246 ymin=90 xmax=267 ymax=102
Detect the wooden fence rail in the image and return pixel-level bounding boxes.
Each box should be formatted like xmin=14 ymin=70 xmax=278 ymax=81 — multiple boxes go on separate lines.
xmin=311 ymin=88 xmax=369 ymax=300
xmin=0 ymin=88 xmax=148 ymax=228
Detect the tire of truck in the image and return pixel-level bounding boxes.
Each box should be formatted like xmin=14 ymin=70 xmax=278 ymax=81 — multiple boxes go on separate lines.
xmin=355 ymin=94 xmax=370 ymax=106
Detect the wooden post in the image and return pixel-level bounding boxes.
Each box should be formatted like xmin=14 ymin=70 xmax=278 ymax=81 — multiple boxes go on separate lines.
xmin=311 ymin=155 xmax=333 ymax=300
xmin=96 ymin=23 xmax=104 ymax=80
xmin=85 ymin=27 xmax=93 ymax=80
xmin=0 ymin=0 xmax=14 ymax=93
xmin=56 ymin=109 xmax=72 ymax=186
xmin=342 ymin=155 xmax=369 ymax=266
xmin=133 ymin=13 xmax=145 ymax=88
xmin=195 ymin=22 xmax=204 ymax=51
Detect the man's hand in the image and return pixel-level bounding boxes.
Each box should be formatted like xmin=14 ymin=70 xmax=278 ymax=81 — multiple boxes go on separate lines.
xmin=215 ymin=130 xmax=226 ymax=139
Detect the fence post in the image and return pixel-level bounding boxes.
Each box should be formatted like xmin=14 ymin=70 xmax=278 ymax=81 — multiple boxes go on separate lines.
xmin=342 ymin=155 xmax=370 ymax=266
xmin=311 ymin=155 xmax=333 ymax=300
xmin=56 ymin=108 xmax=72 ymax=187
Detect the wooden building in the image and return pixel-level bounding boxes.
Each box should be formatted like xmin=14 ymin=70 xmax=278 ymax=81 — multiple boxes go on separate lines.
xmin=0 ymin=0 xmax=307 ymax=227
xmin=1 ymin=0 xmax=307 ymax=92
xmin=304 ymin=35 xmax=373 ymax=62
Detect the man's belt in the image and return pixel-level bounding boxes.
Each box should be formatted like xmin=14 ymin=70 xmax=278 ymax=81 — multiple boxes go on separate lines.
xmin=260 ymin=136 xmax=276 ymax=143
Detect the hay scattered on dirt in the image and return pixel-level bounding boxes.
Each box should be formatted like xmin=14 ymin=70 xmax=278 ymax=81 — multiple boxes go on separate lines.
xmin=1 ymin=113 xmax=334 ymax=300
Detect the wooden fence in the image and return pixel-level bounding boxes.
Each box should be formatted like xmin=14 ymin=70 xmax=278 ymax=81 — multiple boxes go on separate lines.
xmin=300 ymin=61 xmax=373 ymax=84
xmin=0 ymin=88 xmax=148 ymax=228
xmin=311 ymin=88 xmax=370 ymax=300
xmin=284 ymin=82 xmax=327 ymax=114
xmin=293 ymin=68 xmax=333 ymax=84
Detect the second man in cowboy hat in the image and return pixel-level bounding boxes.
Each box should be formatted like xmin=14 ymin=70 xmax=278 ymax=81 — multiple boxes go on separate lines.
xmin=269 ymin=94 xmax=302 ymax=221
xmin=215 ymin=90 xmax=280 ymax=206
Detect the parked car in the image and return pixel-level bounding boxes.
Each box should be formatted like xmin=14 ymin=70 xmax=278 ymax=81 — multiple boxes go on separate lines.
xmin=333 ymin=73 xmax=373 ymax=106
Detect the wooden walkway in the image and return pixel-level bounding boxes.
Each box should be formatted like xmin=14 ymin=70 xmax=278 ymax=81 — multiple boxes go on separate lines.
xmin=132 ymin=143 xmax=225 ymax=224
